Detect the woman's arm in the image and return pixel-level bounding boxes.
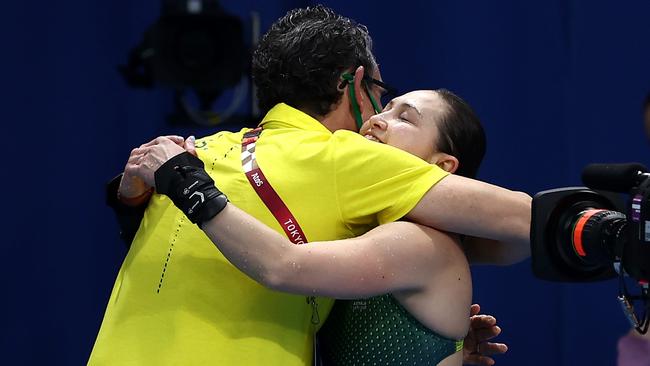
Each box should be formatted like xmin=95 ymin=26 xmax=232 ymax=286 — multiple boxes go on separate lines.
xmin=127 ymin=144 xmax=467 ymax=298
xmin=203 ymin=204 xmax=453 ymax=299
xmin=406 ymin=174 xmax=531 ymax=258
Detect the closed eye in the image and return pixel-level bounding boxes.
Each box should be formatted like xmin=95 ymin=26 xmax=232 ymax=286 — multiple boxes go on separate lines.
xmin=399 ymin=112 xmax=411 ymax=123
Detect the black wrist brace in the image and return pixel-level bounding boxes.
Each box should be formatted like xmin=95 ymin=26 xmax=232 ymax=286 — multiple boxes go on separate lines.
xmin=154 ymin=152 xmax=228 ymax=226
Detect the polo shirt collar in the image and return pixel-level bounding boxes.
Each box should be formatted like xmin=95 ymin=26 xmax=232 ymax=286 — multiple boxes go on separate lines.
xmin=259 ymin=103 xmax=332 ymax=134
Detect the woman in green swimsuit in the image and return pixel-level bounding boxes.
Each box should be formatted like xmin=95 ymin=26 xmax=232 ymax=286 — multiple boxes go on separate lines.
xmin=132 ymin=89 xmax=516 ymax=365
xmin=316 ymin=89 xmax=489 ymax=366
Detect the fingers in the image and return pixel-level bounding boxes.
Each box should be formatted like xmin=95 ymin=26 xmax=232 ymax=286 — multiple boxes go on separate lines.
xmin=470 ymin=317 xmax=498 ymax=344
xmin=130 ymin=144 xmax=163 ymax=158
xmin=478 ymin=342 xmax=508 ymax=356
xmin=127 ymin=148 xmax=145 ymax=164
xmin=124 ymin=146 xmax=153 ymax=179
xmin=124 ymin=158 xmax=142 ymax=178
xmin=465 ymin=304 xmax=506 ymax=365
xmin=470 ymin=314 xmax=497 ymax=328
xmin=184 ymin=135 xmax=197 ymax=156
xmin=125 ymin=155 xmax=155 ymax=187
xmin=127 ymin=136 xmax=183 ymax=169
xmin=470 ymin=304 xmax=481 ymax=316
xmin=123 ymin=136 xmax=185 ymax=193
xmin=166 ymin=135 xmax=185 ymax=145
xmin=472 ymin=325 xmax=501 ymax=342
xmin=126 ymin=148 xmax=148 ymax=172
xmin=124 ymin=147 xmax=146 ymax=177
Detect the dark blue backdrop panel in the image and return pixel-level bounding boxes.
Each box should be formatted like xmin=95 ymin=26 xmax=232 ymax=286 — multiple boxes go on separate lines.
xmin=2 ymin=1 xmax=649 ymax=365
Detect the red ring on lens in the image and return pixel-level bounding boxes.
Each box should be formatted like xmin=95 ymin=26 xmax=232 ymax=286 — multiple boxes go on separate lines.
xmin=573 ymin=209 xmax=606 ymax=257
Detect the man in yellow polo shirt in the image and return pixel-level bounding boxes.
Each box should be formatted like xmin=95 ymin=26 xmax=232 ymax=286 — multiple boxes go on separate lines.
xmin=90 ymin=5 xmax=528 ymax=366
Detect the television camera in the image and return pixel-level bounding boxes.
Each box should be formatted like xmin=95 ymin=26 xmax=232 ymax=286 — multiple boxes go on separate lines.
xmin=531 ymin=163 xmax=650 ymax=334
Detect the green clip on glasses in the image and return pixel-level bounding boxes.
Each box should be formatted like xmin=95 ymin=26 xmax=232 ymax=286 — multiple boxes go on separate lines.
xmin=340 ymin=72 xmax=399 ymax=130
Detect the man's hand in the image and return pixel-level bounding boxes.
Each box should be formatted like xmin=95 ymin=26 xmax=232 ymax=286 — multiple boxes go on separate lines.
xmin=121 ymin=136 xmax=197 ymax=197
xmin=463 ymin=304 xmax=508 ymax=365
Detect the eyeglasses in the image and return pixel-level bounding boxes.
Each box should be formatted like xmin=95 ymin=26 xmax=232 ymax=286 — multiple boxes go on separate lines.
xmin=362 ymin=75 xmax=399 ymax=107
xmin=339 ymin=74 xmax=399 ymax=111
xmin=340 ymin=72 xmax=399 ymax=130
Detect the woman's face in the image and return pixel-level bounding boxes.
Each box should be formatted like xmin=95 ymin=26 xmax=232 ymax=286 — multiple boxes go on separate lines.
xmin=359 ymin=90 xmax=448 ymax=163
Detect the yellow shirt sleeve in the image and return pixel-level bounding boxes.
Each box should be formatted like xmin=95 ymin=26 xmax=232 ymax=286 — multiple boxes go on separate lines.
xmin=332 ymin=131 xmax=449 ymax=228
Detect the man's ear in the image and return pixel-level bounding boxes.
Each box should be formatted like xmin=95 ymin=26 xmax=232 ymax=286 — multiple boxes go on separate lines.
xmin=432 ymin=153 xmax=460 ymax=174
xmin=352 ymin=65 xmax=366 ymax=110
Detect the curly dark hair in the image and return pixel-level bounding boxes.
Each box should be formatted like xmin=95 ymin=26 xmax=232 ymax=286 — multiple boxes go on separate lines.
xmin=435 ymin=89 xmax=487 ymax=179
xmin=252 ymin=5 xmax=377 ymax=116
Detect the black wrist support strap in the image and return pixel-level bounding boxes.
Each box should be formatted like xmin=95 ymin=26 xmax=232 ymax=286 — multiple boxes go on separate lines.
xmin=154 ymin=152 xmax=228 ymax=226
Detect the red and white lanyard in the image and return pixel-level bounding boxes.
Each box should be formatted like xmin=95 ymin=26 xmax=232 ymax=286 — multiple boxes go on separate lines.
xmin=241 ymin=127 xmax=319 ymax=324
xmin=241 ymin=127 xmax=309 ymax=245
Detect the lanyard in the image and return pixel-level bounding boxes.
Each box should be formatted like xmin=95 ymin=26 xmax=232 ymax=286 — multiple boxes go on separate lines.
xmin=241 ymin=127 xmax=319 ymax=324
xmin=241 ymin=127 xmax=309 ymax=244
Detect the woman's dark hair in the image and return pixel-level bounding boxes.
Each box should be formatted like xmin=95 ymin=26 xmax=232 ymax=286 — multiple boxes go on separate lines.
xmin=434 ymin=89 xmax=487 ymax=179
xmin=252 ymin=5 xmax=376 ymax=116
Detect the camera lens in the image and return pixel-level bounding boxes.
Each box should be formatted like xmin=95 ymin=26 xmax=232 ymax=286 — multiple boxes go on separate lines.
xmin=570 ymin=209 xmax=627 ymax=267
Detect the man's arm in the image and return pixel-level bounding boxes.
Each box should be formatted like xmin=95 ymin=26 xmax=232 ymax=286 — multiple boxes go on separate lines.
xmin=406 ymin=174 xmax=532 ymax=260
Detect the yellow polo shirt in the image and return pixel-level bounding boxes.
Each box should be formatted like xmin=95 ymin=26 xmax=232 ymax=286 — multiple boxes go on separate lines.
xmin=89 ymin=103 xmax=448 ymax=365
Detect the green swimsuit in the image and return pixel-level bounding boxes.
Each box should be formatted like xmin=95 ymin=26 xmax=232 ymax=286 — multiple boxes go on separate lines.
xmin=318 ymin=294 xmax=463 ymax=365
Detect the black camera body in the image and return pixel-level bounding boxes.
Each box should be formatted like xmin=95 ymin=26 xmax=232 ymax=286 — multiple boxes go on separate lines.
xmin=531 ymin=163 xmax=650 ymax=284
xmin=532 ymin=187 xmax=621 ymax=282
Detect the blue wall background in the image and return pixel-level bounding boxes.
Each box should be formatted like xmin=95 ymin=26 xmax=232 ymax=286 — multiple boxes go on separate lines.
xmin=2 ymin=1 xmax=649 ymax=365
